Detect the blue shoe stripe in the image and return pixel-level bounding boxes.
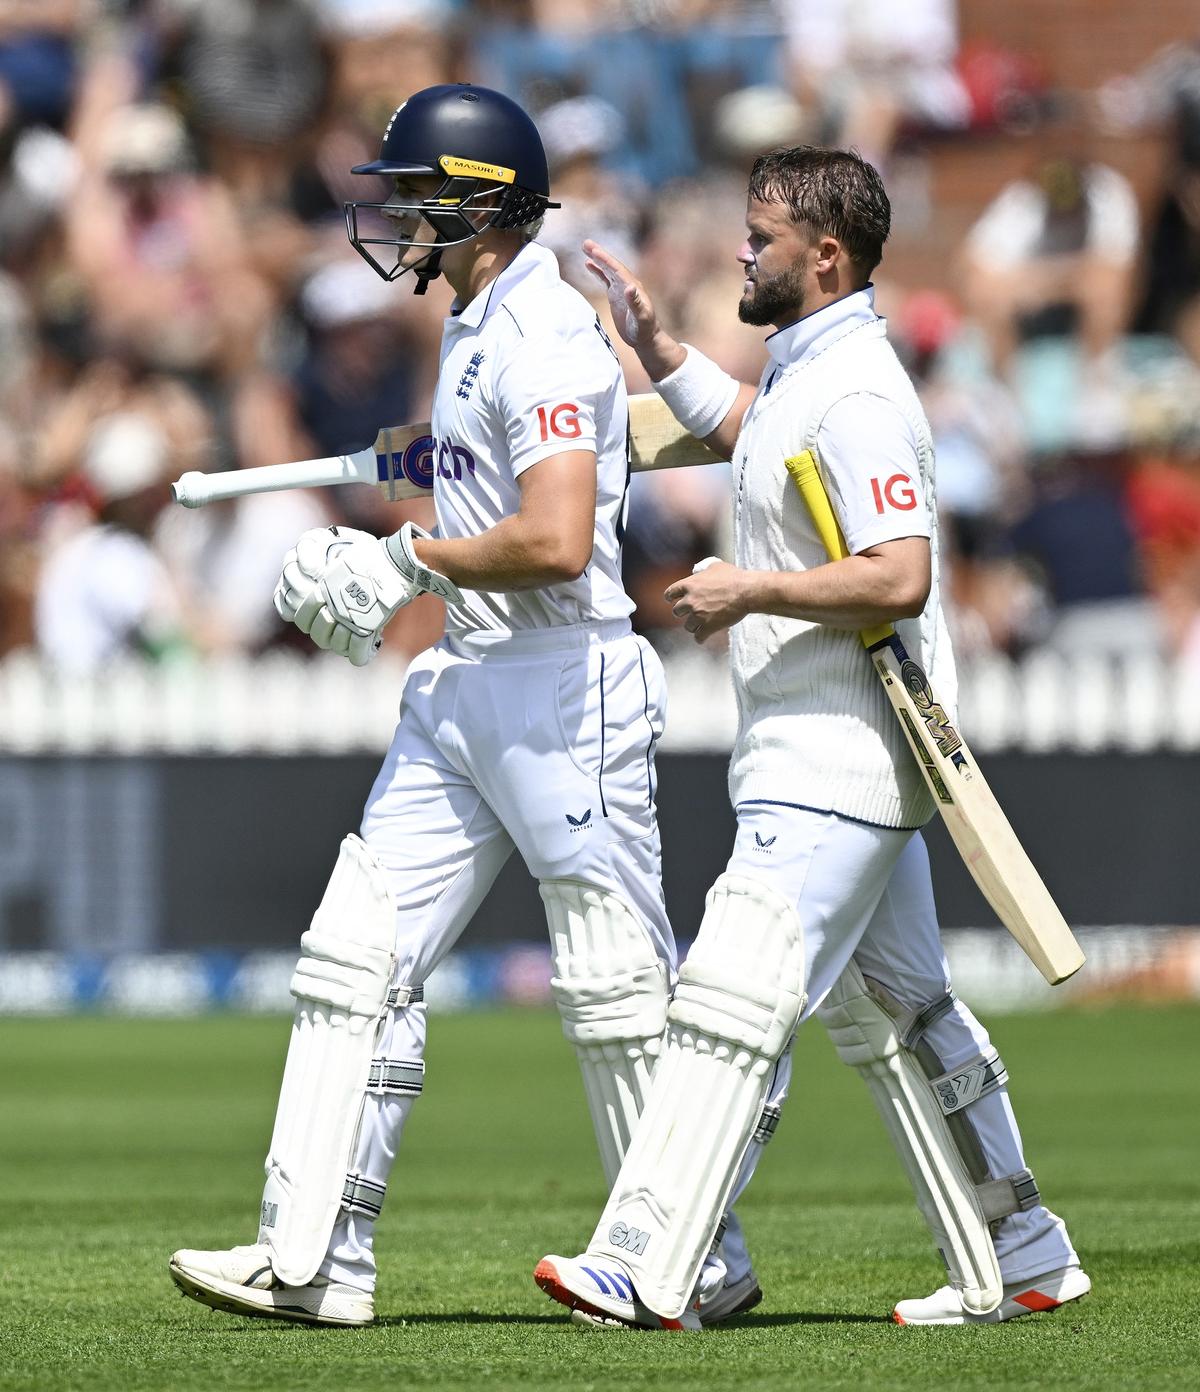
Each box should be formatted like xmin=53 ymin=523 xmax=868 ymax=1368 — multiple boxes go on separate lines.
xmin=607 ymin=1271 xmax=634 ymax=1301
xmin=581 ymin=1265 xmax=612 ymax=1298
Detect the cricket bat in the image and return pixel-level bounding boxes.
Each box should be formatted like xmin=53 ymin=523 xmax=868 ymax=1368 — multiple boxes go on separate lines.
xmin=785 ymin=449 xmax=1085 ymax=986
xmin=171 ymin=393 xmax=723 ymax=508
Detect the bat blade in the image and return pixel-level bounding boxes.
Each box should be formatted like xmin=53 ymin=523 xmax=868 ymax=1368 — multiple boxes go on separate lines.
xmin=869 ymin=634 xmax=1085 ymax=984
xmin=171 ymin=394 xmax=722 ymax=508
xmin=784 ymin=449 xmax=1084 ymax=987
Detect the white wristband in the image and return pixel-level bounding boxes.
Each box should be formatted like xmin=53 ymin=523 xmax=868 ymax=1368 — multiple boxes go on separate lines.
xmin=653 ymin=345 xmax=740 ymax=439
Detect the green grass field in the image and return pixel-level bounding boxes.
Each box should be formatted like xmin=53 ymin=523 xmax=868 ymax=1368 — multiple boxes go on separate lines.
xmin=2 ymin=1004 xmax=1199 ymax=1391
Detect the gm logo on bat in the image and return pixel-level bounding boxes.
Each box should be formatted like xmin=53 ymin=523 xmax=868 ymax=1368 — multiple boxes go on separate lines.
xmin=376 ymin=436 xmax=478 ymax=490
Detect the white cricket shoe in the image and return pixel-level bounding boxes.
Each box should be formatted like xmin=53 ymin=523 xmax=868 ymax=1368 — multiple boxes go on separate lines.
xmin=698 ymin=1271 xmax=764 ymax=1325
xmin=893 ymin=1264 xmax=1092 ymax=1326
xmin=534 ymin=1254 xmax=701 ymax=1330
xmin=169 ymin=1243 xmax=374 ymax=1327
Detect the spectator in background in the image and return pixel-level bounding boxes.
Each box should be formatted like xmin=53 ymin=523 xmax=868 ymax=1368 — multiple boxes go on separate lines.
xmin=1135 ymin=156 xmax=1200 ymax=367
xmin=0 ymin=80 xmax=77 ymax=269
xmin=0 ymin=269 xmax=37 ymax=432
xmin=1008 ymin=457 xmax=1159 ymax=658
xmin=960 ymin=119 xmax=1139 ymax=381
xmin=1100 ymin=39 xmax=1200 ymax=366
xmin=893 ymin=289 xmax=1036 ymax=655
xmin=65 ymin=99 xmax=274 ymax=378
xmin=0 ymin=1 xmax=87 ymax=131
xmin=289 ymin=256 xmax=429 ymax=540
xmin=35 ymin=412 xmax=190 ymax=671
xmin=32 ymin=354 xmax=211 ymax=493
xmin=1122 ymin=371 xmax=1200 ymax=665
xmin=155 ymin=418 xmax=332 ymax=656
xmin=779 ymin=0 xmax=970 ymax=168
xmin=710 ymin=81 xmax=812 ymax=175
xmin=0 ymin=422 xmax=37 ymax=655
xmin=320 ymin=0 xmax=460 ymax=128
xmin=537 ymin=96 xmax=642 ymax=295
xmin=156 ymin=0 xmax=331 ymax=209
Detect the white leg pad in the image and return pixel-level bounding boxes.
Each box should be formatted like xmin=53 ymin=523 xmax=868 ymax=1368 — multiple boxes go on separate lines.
xmin=586 ymin=873 xmax=806 ymax=1318
xmin=259 ymin=834 xmax=396 ymax=1286
xmin=817 ymin=961 xmax=1003 ymax=1315
xmin=541 ymin=880 xmax=669 ymax=1185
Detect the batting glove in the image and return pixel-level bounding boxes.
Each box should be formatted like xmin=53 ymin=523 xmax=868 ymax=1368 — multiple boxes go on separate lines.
xmin=274 ymin=523 xmax=462 ymax=667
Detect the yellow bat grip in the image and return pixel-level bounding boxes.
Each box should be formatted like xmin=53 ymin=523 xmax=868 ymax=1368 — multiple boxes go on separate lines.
xmin=784 ymin=450 xmax=894 ymax=649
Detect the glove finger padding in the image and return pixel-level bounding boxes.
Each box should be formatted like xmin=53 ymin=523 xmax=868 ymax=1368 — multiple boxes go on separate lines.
xmin=290 ymin=585 xmax=327 ymax=634
xmin=348 ymin=633 xmax=382 ymax=667
xmin=308 ymin=608 xmax=338 ymax=650
xmin=273 ymin=577 xmax=297 ymax=623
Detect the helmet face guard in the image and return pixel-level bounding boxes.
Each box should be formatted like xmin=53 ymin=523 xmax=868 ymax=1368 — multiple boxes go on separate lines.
xmin=345 ymin=174 xmax=555 ymax=290
xmin=345 ymin=178 xmax=503 ymax=286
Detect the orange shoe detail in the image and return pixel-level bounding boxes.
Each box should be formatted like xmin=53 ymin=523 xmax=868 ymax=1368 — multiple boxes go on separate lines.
xmin=892 ymin=1311 xmax=907 ymax=1325
xmin=1012 ymin=1289 xmax=1060 ymax=1312
xmin=534 ymin=1257 xmax=687 ymax=1331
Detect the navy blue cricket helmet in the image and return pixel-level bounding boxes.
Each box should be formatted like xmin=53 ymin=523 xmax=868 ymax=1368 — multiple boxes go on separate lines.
xmin=345 ymin=83 xmax=559 ymax=293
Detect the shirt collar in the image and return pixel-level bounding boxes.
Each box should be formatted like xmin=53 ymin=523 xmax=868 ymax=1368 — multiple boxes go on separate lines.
xmin=448 ymin=242 xmax=560 ymax=330
xmin=764 ymin=285 xmax=879 ymax=368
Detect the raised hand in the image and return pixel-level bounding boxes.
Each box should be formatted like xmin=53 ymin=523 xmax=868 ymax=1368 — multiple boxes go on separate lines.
xmin=583 ymin=240 xmax=660 ymax=349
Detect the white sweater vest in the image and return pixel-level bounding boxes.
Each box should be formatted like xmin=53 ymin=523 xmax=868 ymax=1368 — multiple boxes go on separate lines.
xmin=728 ymin=315 xmax=957 ymax=829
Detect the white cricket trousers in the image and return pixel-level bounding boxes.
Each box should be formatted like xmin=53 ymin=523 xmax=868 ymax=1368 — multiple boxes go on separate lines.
xmin=724 ymin=801 xmax=1077 ymax=1284
xmin=320 ymin=620 xmax=677 ymax=1289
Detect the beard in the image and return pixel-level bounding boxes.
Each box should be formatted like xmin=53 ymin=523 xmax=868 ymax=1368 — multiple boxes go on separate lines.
xmin=737 ymin=259 xmax=807 ymax=327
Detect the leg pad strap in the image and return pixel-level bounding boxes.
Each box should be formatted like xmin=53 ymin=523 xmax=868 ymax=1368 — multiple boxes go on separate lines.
xmin=929 ymin=1049 xmax=1009 ymax=1114
xmin=978 ymin=1167 xmax=1040 ymax=1221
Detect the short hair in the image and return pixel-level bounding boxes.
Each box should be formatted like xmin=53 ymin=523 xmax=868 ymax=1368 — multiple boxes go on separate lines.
xmin=747 ymin=147 xmax=891 ymax=277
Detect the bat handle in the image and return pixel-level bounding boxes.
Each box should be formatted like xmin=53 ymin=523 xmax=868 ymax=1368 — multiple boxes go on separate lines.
xmin=170 ymin=449 xmax=378 ymax=508
xmin=172 ymin=472 xmax=222 ymax=508
xmin=784 ymin=450 xmax=893 ymax=649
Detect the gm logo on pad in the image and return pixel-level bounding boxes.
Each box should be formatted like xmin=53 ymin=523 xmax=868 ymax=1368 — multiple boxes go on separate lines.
xmin=608 ymin=1221 xmax=649 ymax=1255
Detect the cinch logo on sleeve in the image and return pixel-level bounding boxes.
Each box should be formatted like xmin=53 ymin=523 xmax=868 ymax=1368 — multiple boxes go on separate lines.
xmin=870 ymin=474 xmax=918 ymax=512
xmin=536 ymin=402 xmax=582 ymax=442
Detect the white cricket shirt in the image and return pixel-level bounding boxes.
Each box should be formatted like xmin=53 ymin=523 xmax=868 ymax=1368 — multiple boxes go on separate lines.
xmin=726 ymin=285 xmax=958 ymax=829
xmin=430 ymin=242 xmax=634 ymax=635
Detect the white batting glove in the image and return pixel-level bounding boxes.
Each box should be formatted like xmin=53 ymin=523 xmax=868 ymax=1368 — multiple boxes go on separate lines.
xmin=274 ymin=523 xmax=463 ymax=667
xmin=274 ymin=526 xmax=370 ymax=630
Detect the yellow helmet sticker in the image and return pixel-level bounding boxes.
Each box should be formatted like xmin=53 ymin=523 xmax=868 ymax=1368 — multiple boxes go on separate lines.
xmin=439 ymin=155 xmax=516 ymax=184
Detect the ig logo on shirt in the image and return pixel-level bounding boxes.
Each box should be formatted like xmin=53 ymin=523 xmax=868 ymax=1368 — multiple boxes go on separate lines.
xmin=536 ymin=402 xmax=582 ymax=441
xmin=870 ymin=474 xmax=918 ymax=512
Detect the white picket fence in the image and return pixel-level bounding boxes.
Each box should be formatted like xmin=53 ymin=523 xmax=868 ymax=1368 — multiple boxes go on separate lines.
xmin=1 ymin=647 xmax=1198 ymax=754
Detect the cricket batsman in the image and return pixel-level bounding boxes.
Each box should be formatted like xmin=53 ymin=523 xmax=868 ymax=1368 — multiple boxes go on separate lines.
xmin=535 ymin=147 xmax=1092 ymax=1328
xmin=167 ymin=83 xmax=765 ymax=1327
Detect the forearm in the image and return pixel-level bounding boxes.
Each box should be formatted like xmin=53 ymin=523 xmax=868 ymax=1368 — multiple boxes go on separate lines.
xmin=412 ymin=517 xmax=589 ymax=592
xmin=740 ymin=558 xmax=926 ymax=630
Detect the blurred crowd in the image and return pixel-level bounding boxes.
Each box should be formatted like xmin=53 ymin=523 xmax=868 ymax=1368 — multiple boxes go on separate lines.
xmin=3 ymin=0 xmax=1200 ymax=676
